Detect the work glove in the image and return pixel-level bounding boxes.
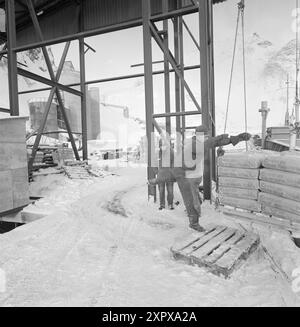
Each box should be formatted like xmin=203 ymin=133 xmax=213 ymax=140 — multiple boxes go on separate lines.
xmin=230 ymin=132 xmax=252 ymax=146
xmin=217 ymin=147 xmax=225 ymax=157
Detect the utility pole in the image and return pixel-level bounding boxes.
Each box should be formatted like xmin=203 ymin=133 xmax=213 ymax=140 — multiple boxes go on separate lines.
xmin=285 ymin=74 xmax=290 ymax=126
xmin=259 ymin=101 xmax=270 ymax=149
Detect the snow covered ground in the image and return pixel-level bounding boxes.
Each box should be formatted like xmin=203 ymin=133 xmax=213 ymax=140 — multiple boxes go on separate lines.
xmin=0 ymin=161 xmax=300 ymax=307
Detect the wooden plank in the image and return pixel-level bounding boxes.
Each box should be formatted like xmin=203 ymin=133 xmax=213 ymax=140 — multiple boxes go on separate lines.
xmin=223 ymin=208 xmax=300 ymax=232
xmin=190 ymin=228 xmax=236 ymax=260
xmin=171 ymin=231 xmax=208 ymax=254
xmin=214 ymin=234 xmax=260 ymax=275
xmin=202 ymin=231 xmax=245 ymax=265
xmin=181 ymin=226 xmax=227 ymax=256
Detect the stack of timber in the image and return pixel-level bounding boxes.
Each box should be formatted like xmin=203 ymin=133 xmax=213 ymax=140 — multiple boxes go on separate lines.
xmin=0 ymin=117 xmax=30 ymax=214
xmin=217 ymin=152 xmax=267 ymax=212
xmin=259 ymin=152 xmax=300 ymax=224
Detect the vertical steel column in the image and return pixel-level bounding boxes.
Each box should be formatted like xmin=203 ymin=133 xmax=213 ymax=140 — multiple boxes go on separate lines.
xmin=79 ymin=38 xmax=88 ymax=161
xmin=163 ymin=0 xmax=171 ymax=137
xmin=6 ymin=0 xmax=19 ymax=116
xmin=209 ymin=0 xmax=216 ymax=181
xmin=199 ymin=0 xmax=215 ymax=200
xmin=173 ymin=16 xmax=181 ymax=133
xmin=179 ymin=9 xmax=186 ymax=132
xmin=79 ymin=0 xmax=88 ymax=161
xmin=142 ymin=0 xmax=156 ymax=200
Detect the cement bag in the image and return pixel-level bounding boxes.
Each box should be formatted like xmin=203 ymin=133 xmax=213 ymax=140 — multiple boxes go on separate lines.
xmin=219 ymin=195 xmax=261 ymax=212
xmin=219 ymin=177 xmax=259 ymax=190
xmin=218 ymin=166 xmax=260 ymax=179
xmin=259 ymin=169 xmax=300 ymax=188
xmin=218 ymin=152 xmax=266 ymax=169
xmin=262 ymin=153 xmax=300 ymax=174
xmin=219 ymin=186 xmax=259 ymax=200
xmin=259 ymin=192 xmax=300 ymax=216
xmin=260 ymin=181 xmax=300 ymax=202
xmin=261 ymin=205 xmax=300 ymax=223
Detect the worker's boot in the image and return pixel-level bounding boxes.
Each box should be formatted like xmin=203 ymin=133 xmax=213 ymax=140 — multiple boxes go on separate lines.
xmin=168 ymin=204 xmax=174 ymax=210
xmin=189 ymin=223 xmax=206 ymax=233
xmin=189 ymin=215 xmax=205 ymax=232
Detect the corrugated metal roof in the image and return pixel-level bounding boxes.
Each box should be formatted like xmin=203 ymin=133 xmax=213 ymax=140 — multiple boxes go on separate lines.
xmin=0 ymin=0 xmax=227 ymax=48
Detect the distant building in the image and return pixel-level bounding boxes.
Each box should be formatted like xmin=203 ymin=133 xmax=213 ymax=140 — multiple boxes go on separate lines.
xmin=87 ymin=87 xmax=101 ymax=140
xmin=28 ymin=61 xmax=101 ymax=141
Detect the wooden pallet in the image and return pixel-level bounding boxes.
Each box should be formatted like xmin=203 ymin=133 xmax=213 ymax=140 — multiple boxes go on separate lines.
xmin=171 ymin=225 xmax=260 ymax=278
xmin=63 ymin=166 xmax=91 ymax=179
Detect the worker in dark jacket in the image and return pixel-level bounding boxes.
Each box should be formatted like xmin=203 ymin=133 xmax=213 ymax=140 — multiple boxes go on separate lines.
xmin=149 ymin=127 xmax=251 ymax=231
xmin=155 ymin=139 xmax=176 ymax=210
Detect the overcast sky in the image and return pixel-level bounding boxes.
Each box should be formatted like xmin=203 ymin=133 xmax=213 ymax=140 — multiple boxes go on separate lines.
xmin=47 ymin=0 xmax=300 ymax=128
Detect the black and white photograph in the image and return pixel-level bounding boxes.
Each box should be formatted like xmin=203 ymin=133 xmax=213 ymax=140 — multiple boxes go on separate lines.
xmin=0 ymin=0 xmax=300 ymax=310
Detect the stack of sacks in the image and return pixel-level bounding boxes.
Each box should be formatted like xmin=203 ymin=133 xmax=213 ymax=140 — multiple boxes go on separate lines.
xmin=218 ymin=152 xmax=267 ymax=212
xmin=259 ymin=153 xmax=300 ymax=223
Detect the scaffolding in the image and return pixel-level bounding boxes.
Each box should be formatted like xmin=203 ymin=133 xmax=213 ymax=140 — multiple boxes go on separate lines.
xmin=0 ymin=0 xmax=217 ymax=199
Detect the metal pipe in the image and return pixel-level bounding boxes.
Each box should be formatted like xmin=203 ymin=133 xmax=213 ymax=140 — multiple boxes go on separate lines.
xmin=130 ymin=60 xmax=164 ymax=68
xmin=153 ymin=110 xmax=200 ymax=118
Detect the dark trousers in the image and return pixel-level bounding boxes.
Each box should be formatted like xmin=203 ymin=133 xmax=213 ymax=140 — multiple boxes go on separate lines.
xmin=170 ymin=168 xmax=202 ymax=227
xmin=158 ymin=182 xmax=174 ymax=207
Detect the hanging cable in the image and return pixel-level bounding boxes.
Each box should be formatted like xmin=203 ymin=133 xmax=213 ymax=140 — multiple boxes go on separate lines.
xmin=223 ymin=4 xmax=241 ymax=134
xmin=240 ymin=0 xmax=248 ymax=151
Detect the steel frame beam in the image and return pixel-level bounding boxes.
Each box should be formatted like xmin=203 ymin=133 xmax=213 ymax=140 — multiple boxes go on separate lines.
xmin=199 ymin=0 xmax=216 ymax=200
xmin=153 ymin=111 xmax=200 ymax=118
xmin=0 ymin=107 xmax=10 ymax=113
xmin=17 ymin=67 xmax=82 ymax=96
xmin=142 ymin=0 xmax=156 ymax=201
xmin=163 ymin=0 xmax=171 ymax=136
xmin=18 ymin=65 xmax=201 ymax=95
xmin=24 ymin=0 xmax=80 ymax=169
xmin=27 ymin=42 xmax=78 ymax=171
xmin=6 ymin=0 xmax=19 ymax=116
xmin=149 ymin=20 xmax=201 ymax=113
